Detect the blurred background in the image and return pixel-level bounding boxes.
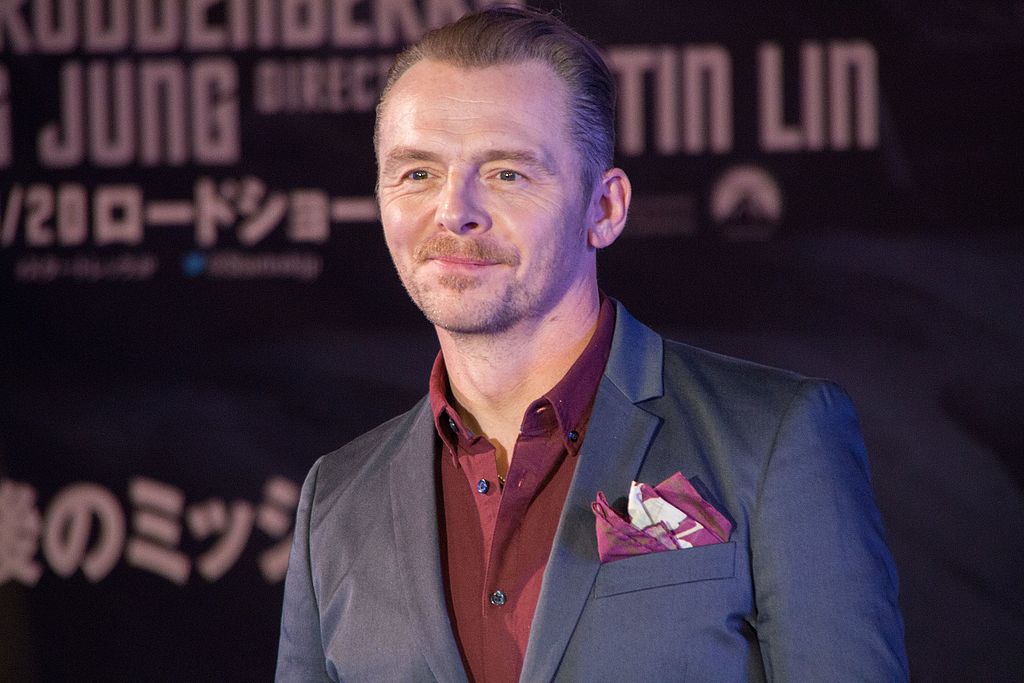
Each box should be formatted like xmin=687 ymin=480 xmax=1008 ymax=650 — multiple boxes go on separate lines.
xmin=2 ymin=1 xmax=1022 ymax=680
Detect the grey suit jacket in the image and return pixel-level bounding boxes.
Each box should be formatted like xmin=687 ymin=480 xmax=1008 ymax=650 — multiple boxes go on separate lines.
xmin=277 ymin=301 xmax=908 ymax=681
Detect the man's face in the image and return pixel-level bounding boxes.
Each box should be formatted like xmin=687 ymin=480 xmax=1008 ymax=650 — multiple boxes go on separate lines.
xmin=376 ymin=59 xmax=596 ymax=335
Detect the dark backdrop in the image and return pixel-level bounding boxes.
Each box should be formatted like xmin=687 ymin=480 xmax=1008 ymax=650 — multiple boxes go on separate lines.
xmin=2 ymin=2 xmax=1022 ymax=680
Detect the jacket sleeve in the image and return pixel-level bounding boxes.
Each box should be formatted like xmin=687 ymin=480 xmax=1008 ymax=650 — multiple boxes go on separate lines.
xmin=275 ymin=456 xmax=334 ymax=682
xmin=750 ymin=381 xmax=908 ymax=680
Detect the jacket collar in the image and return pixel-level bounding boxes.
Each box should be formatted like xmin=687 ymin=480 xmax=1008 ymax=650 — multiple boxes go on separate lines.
xmin=604 ymin=298 xmax=664 ymax=404
xmin=521 ymin=300 xmax=665 ymax=681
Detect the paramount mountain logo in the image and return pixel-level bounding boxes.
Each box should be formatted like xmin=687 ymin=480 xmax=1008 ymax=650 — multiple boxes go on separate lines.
xmin=709 ymin=165 xmax=783 ymax=242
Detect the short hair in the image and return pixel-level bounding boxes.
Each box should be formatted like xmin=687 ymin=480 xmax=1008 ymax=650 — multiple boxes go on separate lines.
xmin=374 ymin=6 xmax=616 ymax=193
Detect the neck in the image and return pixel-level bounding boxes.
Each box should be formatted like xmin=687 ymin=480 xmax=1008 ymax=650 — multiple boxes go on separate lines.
xmin=437 ymin=284 xmax=601 ymax=462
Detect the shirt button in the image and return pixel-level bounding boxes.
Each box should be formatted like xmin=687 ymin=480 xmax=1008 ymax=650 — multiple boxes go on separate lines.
xmin=447 ymin=416 xmax=457 ymax=433
xmin=489 ymin=590 xmax=507 ymax=606
xmin=476 ymin=479 xmax=490 ymax=494
xmin=567 ymin=430 xmax=579 ymax=442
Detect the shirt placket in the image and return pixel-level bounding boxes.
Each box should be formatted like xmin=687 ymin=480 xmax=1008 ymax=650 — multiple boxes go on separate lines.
xmin=454 ymin=440 xmax=502 ymax=561
xmin=480 ymin=415 xmax=564 ymax=681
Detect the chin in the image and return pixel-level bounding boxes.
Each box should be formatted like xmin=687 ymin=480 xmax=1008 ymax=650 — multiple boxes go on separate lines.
xmin=403 ymin=271 xmax=536 ymax=335
xmin=414 ymin=293 xmax=518 ymax=335
xmin=422 ymin=305 xmax=511 ymax=336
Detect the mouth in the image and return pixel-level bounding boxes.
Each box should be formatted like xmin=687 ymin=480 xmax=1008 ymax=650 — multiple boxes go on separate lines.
xmin=415 ymin=235 xmax=519 ymax=270
xmin=429 ymin=255 xmax=502 ymax=268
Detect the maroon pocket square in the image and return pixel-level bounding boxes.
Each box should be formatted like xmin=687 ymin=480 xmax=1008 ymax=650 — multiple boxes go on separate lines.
xmin=592 ymin=472 xmax=733 ymax=563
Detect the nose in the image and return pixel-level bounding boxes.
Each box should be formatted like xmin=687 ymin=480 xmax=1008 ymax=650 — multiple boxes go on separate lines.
xmin=435 ymin=173 xmax=490 ymax=234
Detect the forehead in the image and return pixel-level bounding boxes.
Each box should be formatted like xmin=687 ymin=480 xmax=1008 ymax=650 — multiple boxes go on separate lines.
xmin=377 ymin=59 xmax=573 ymax=159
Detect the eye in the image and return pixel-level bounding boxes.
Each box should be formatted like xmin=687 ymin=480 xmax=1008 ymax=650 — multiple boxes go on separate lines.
xmin=496 ymin=169 xmax=521 ymax=182
xmin=406 ymin=169 xmax=430 ymax=181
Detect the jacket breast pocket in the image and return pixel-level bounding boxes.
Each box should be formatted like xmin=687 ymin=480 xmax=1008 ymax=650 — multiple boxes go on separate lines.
xmin=593 ymin=541 xmax=737 ymax=598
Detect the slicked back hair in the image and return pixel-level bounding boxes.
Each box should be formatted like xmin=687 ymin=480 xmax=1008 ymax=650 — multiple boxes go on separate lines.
xmin=374 ymin=6 xmax=616 ymax=196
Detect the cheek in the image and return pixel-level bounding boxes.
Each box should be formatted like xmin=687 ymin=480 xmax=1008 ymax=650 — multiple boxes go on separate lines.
xmin=492 ymin=189 xmax=563 ymax=218
xmin=381 ymin=214 xmax=414 ymax=263
xmin=383 ymin=228 xmax=416 ymax=271
xmin=381 ymin=201 xmax=424 ymax=250
xmin=488 ymin=195 xmax=567 ymax=248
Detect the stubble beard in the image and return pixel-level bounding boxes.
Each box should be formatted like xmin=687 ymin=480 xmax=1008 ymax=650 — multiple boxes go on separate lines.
xmin=391 ymin=197 xmax=590 ymax=337
xmin=395 ymin=233 xmax=527 ymax=335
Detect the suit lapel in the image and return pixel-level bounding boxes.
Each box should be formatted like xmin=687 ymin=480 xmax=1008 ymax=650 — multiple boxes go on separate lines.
xmin=520 ymin=302 xmax=665 ymax=682
xmin=388 ymin=399 xmax=469 ymax=683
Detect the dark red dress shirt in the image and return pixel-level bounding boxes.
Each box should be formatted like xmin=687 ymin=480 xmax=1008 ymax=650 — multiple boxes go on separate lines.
xmin=428 ymin=297 xmax=616 ymax=683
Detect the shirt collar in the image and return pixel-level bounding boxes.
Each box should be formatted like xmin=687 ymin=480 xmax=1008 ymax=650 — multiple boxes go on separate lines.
xmin=428 ymin=356 xmax=471 ymax=460
xmin=428 ymin=294 xmax=617 ymax=461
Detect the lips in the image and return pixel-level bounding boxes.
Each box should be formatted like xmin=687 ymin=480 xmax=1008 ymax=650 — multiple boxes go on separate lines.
xmin=431 ymin=255 xmax=500 ymax=267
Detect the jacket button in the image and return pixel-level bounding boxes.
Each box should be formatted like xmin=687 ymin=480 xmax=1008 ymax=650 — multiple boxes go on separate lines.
xmin=476 ymin=479 xmax=490 ymax=494
xmin=489 ymin=590 xmax=506 ymax=606
xmin=567 ymin=430 xmax=579 ymax=442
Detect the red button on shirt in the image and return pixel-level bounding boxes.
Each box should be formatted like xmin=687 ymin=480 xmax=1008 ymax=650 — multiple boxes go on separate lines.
xmin=429 ymin=297 xmax=616 ymax=683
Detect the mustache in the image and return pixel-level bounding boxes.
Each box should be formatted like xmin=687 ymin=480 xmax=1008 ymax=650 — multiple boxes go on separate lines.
xmin=414 ymin=234 xmax=520 ymax=266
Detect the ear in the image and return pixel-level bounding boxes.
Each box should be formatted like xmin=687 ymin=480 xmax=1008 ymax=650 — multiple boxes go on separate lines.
xmin=586 ymin=167 xmax=632 ymax=249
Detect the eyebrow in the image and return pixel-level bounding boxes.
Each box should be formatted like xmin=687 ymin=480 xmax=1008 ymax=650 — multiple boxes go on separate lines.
xmin=381 ymin=147 xmax=558 ymax=177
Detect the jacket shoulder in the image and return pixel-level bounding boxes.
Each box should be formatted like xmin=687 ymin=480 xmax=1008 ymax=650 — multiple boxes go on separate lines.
xmin=660 ymin=337 xmax=820 ymax=406
xmin=313 ymin=396 xmax=431 ymax=498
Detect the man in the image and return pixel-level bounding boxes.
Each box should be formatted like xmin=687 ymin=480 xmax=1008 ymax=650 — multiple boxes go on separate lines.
xmin=277 ymin=7 xmax=907 ymax=681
